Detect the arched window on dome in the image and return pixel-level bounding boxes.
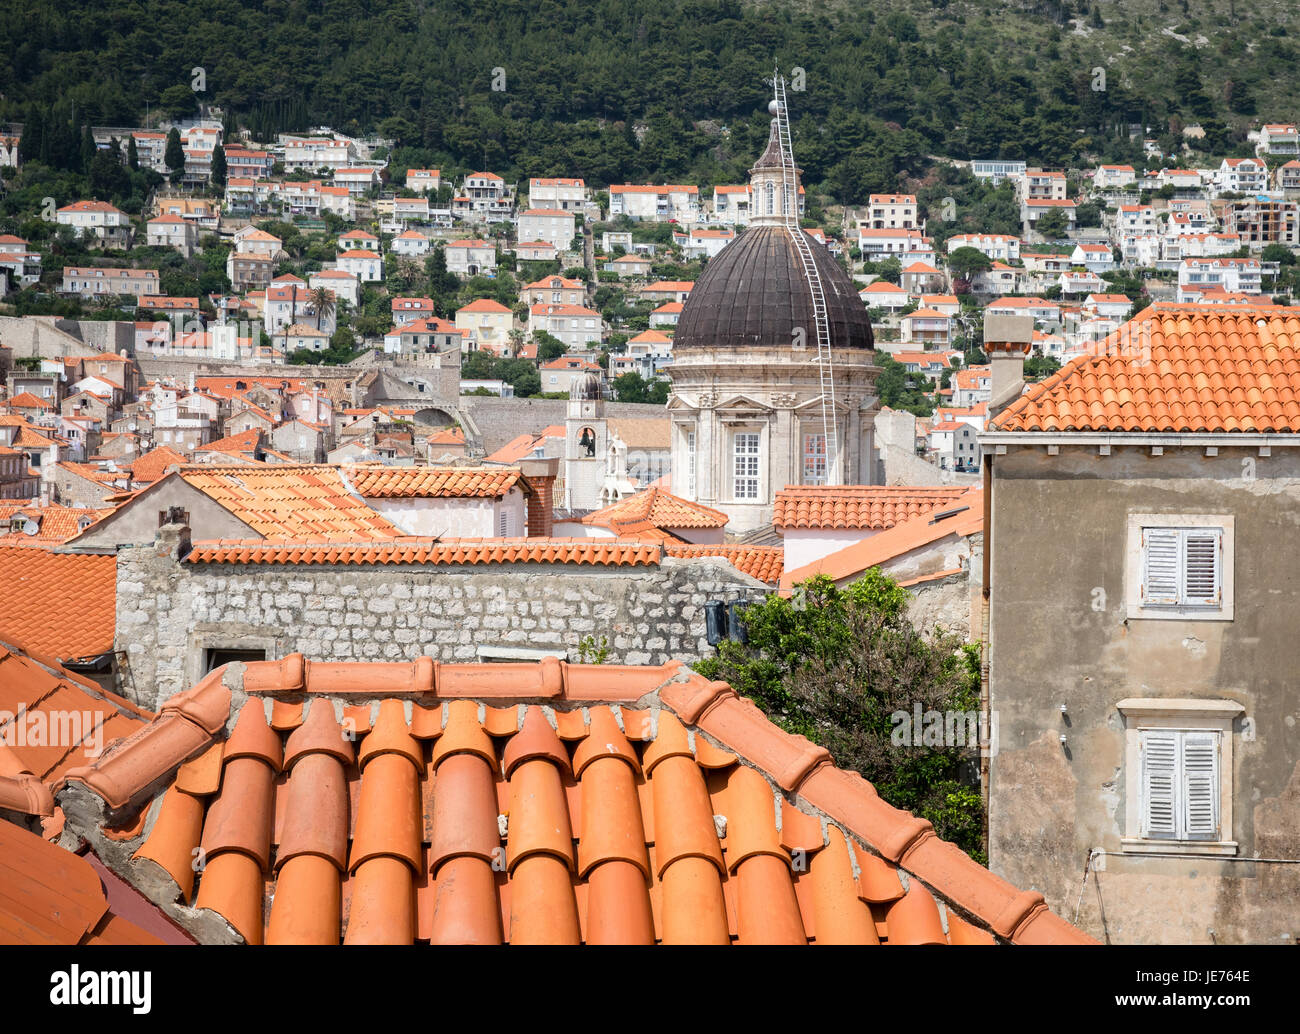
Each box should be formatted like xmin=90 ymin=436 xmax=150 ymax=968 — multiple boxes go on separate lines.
xmin=765 ymin=181 xmax=774 ymax=216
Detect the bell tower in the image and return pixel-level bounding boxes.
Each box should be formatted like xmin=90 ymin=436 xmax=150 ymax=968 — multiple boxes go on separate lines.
xmin=564 ymin=372 xmax=608 ymax=511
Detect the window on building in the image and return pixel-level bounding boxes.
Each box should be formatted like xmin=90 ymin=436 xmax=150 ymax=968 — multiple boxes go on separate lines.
xmin=1117 ymin=699 xmax=1243 ymax=856
xmin=497 ymin=509 xmax=511 ymax=537
xmin=733 ymin=431 xmax=760 ymax=500
xmin=1127 ymin=515 xmax=1233 ymax=619
xmin=802 ymin=432 xmax=827 ymax=485
xmin=765 ymin=182 xmax=774 ymax=216
xmin=685 ymin=428 xmax=697 ymax=497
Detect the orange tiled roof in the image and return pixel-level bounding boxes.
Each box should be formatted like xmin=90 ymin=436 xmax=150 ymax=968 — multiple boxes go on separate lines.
xmin=6 ymin=392 xmax=50 ymax=410
xmin=664 ymin=544 xmax=784 ymax=585
xmin=129 ymin=445 xmax=188 ymax=485
xmin=0 ymin=821 xmax=180 ymax=944
xmin=185 ymin=537 xmax=662 ymax=567
xmin=0 ymin=637 xmax=151 ymax=800
xmin=772 ymin=485 xmax=972 ymax=531
xmin=780 ymin=489 xmax=983 ymax=591
xmin=0 ymin=546 xmax=116 ymax=662
xmin=991 ymin=306 xmax=1300 ymax=433
xmin=0 ymin=503 xmax=103 ymax=544
xmin=344 ymin=466 xmax=522 ymax=499
xmin=583 ymin=487 xmax=729 ymax=532
xmin=175 ymin=467 xmax=399 ymax=541
xmin=52 ymin=656 xmax=1092 ymax=944
xmin=195 ymin=428 xmax=262 ymax=456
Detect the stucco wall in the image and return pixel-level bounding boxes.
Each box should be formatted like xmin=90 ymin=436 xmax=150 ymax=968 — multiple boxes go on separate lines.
xmin=988 ymin=443 xmax=1300 ymax=944
xmin=366 ymin=489 xmax=527 ymax=538
xmin=114 ymin=536 xmax=767 ymax=711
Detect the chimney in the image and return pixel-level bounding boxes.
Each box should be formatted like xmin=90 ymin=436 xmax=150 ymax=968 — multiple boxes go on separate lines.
xmin=156 ymin=505 xmax=192 ymax=560
xmin=518 ymin=456 xmax=559 ymax=538
xmin=984 ymin=313 xmax=1035 ymax=417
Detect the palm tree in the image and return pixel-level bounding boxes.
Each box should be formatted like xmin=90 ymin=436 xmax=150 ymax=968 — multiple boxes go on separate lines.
xmin=309 ymin=286 xmax=336 ymax=331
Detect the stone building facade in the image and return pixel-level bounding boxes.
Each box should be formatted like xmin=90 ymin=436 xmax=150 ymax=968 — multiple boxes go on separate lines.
xmin=114 ymin=523 xmax=768 ymax=711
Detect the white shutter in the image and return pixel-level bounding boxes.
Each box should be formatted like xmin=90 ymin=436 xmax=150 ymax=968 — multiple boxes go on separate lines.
xmin=1182 ymin=531 xmax=1221 ymax=606
xmin=1182 ymin=733 xmax=1219 ymax=839
xmin=1141 ymin=731 xmax=1178 ymax=838
xmin=1141 ymin=529 xmax=1181 ymax=605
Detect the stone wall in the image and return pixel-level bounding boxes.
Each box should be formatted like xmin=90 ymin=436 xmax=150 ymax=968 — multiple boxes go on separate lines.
xmin=115 ymin=527 xmax=768 ymax=711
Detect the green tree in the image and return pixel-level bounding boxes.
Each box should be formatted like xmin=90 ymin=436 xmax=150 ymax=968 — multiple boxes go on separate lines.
xmin=211 ymin=144 xmax=227 ymax=187
xmin=695 ymin=572 xmax=986 ymax=861
xmin=535 ymin=331 xmax=567 ymax=361
xmin=126 ymin=135 xmax=139 ymax=170
xmin=1034 ymin=208 xmax=1069 ymax=238
xmin=946 ymin=246 xmax=992 ymax=283
xmin=164 ymin=128 xmax=185 ymax=184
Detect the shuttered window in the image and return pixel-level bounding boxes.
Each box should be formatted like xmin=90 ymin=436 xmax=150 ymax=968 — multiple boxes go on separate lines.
xmin=1140 ymin=729 xmax=1220 ymax=841
xmin=1140 ymin=527 xmax=1222 ymax=608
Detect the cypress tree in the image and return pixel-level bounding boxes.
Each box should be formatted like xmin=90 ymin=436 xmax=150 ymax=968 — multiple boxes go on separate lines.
xmin=211 ymin=143 xmax=226 ymax=186
xmin=164 ymin=126 xmax=185 ymax=183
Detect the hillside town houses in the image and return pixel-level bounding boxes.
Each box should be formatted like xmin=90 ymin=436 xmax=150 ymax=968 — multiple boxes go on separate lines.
xmin=4 ymin=94 xmax=1300 ymax=954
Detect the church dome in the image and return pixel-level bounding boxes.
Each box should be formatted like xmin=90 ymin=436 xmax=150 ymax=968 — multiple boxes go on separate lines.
xmin=570 ymin=371 xmax=603 ymax=401
xmin=673 ymin=224 xmax=875 ymax=351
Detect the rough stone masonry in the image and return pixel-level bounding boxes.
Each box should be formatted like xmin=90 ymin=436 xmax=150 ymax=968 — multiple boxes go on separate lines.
xmin=114 ymin=525 xmax=768 ymax=711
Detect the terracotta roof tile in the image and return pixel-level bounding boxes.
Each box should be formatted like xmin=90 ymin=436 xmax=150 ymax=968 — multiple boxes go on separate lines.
xmin=186 ymin=537 xmax=664 ymax=568
xmin=583 ymin=486 xmax=728 ymax=532
xmin=773 ymin=485 xmax=971 ymax=530
xmin=0 ymin=547 xmax=116 ymax=662
xmin=344 ymin=465 xmax=522 ymax=499
xmin=779 ymin=489 xmax=983 ymax=590
xmin=992 ymin=305 xmax=1300 ymax=433
xmin=0 ymin=503 xmax=102 ymax=545
xmin=663 ymin=544 xmax=784 ymax=585
xmin=176 ymin=466 xmax=399 ymax=540
xmin=50 ymin=656 xmax=1093 ymax=945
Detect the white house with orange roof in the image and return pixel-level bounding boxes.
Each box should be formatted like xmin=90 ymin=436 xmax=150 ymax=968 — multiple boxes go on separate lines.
xmin=516 ymin=241 xmax=558 ymax=262
xmin=623 ymin=329 xmax=674 ymax=375
xmin=1256 ymin=123 xmax=1299 ymax=156
xmin=0 ymin=236 xmax=41 ymax=287
xmin=946 ymin=233 xmax=1020 ymax=262
xmin=128 ymin=131 xmax=168 ymax=172
xmin=529 ymin=304 xmax=605 ymax=350
xmin=307 ymin=268 xmax=359 ymax=308
xmin=900 ymin=260 xmax=944 ymax=295
xmin=641 ymin=280 xmax=694 ymax=305
xmin=680 ymin=227 xmax=735 ymax=259
xmin=445 ymin=239 xmax=496 ymax=277
xmin=604 ymin=254 xmax=652 ymax=278
xmin=318 ymin=184 xmax=355 ymax=219
xmin=1275 ymin=159 xmax=1300 ymax=193
xmin=1058 ymin=269 xmax=1105 ymax=297
xmin=391 ymin=296 xmax=437 ymax=326
xmin=1069 ymin=241 xmax=1116 ymax=273
xmin=899 ymin=308 xmax=952 ymax=347
xmin=330 ymin=167 xmax=378 ymax=195
xmin=1115 ymin=204 xmax=1157 ymax=236
xmin=858 ymin=227 xmax=929 ymax=260
xmin=57 ymin=200 xmax=131 ymax=247
xmin=1217 ymin=157 xmax=1268 ymax=194
xmin=859 ymin=279 xmax=909 ymax=314
xmin=1082 ymin=293 xmax=1133 ymax=321
xmin=609 ymin=184 xmax=700 ymax=222
xmin=950 ymin=365 xmax=992 ymax=407
xmin=649 ymin=301 xmax=684 ymax=328
xmin=865 ymin=193 xmax=919 ymax=230
xmin=282 ymin=137 xmax=355 ymax=171
xmin=382 ymin=316 xmax=462 ymax=356
xmin=61 ymin=266 xmax=158 ymax=299
xmin=1157 ymin=167 xmax=1202 ymax=191
xmin=454 ymin=298 xmax=516 ymax=354
xmin=338 ymin=229 xmax=379 ymax=252
xmin=335 ymin=248 xmax=383 ymax=282
xmin=233 ymin=226 xmax=284 ymax=257
xmin=517 ymin=208 xmax=576 ymax=252
xmin=970 ymin=261 xmax=1021 ymax=296
xmin=1022 ymin=198 xmax=1077 ymax=234
xmin=1020 ymin=169 xmax=1068 ymax=201
xmin=406 ymin=168 xmax=441 ymax=193
xmin=710 ymin=184 xmax=751 ymax=225
xmin=918 ymin=293 xmax=961 ymax=316
xmin=223 ymin=147 xmax=273 ymax=179
xmin=522 ymin=276 xmax=585 ymax=307
xmin=1094 ymin=164 xmax=1136 ymax=189
xmin=391 ymin=229 xmax=430 ymax=257
xmin=528 ymin=177 xmax=588 ymax=211
xmin=391 ymin=196 xmax=430 ymax=224
xmin=986 ymin=296 xmax=1062 ymax=326
xmin=145 ymin=214 xmax=196 ymax=257
xmin=1177 ymin=257 xmax=1262 ymax=301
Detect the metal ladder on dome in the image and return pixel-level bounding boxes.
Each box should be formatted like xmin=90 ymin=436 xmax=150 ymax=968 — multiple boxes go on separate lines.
xmin=771 ymin=70 xmax=839 ymax=485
